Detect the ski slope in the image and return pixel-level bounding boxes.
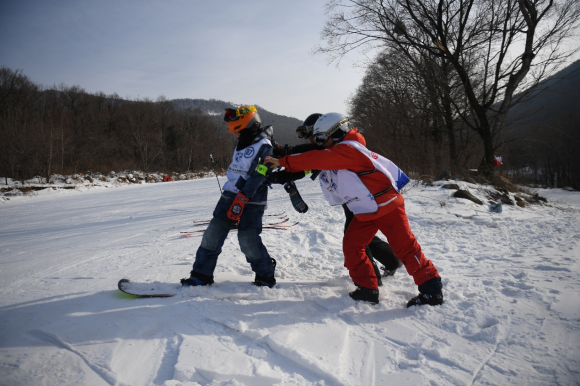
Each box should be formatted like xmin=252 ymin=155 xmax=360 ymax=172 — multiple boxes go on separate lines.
xmin=1 ymin=177 xmax=579 ymax=385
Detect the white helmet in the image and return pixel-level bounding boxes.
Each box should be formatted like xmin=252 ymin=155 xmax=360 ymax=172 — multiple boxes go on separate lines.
xmin=312 ymin=113 xmax=350 ymax=144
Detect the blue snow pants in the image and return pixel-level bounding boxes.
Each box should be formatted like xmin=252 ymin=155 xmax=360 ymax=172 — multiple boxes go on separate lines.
xmin=191 ymin=188 xmax=275 ymax=279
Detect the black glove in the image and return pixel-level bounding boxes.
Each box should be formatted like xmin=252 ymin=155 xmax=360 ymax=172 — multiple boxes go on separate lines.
xmin=272 ymin=145 xmax=292 ymax=157
xmin=269 ymin=170 xmax=309 ymax=185
xmin=284 ymin=181 xmax=308 ymax=213
xmin=268 ymin=171 xmax=292 ymax=185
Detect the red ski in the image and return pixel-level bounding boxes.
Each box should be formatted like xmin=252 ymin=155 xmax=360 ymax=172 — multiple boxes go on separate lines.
xmin=184 ymin=217 xmax=291 ymax=232
xmin=181 ymin=222 xmax=298 ymax=237
xmin=191 ymin=212 xmax=287 ymax=225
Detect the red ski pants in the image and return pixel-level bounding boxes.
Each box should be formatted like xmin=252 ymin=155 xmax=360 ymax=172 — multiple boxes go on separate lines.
xmin=342 ymin=201 xmax=440 ymax=290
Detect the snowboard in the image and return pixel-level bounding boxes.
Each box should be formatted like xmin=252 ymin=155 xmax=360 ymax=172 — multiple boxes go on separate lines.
xmin=117 ymin=279 xmax=180 ymax=298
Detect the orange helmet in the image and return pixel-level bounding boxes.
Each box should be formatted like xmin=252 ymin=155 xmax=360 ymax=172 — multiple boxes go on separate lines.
xmin=224 ymin=105 xmax=261 ymax=133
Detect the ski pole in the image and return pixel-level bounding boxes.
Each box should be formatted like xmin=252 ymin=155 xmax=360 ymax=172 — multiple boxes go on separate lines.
xmin=209 ymin=154 xmax=222 ymax=193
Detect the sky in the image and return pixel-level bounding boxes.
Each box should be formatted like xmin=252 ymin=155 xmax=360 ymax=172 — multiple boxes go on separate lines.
xmin=0 ymin=0 xmax=367 ymax=120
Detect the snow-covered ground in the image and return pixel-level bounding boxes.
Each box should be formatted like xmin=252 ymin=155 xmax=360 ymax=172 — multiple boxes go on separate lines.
xmin=0 ymin=177 xmax=579 ymax=385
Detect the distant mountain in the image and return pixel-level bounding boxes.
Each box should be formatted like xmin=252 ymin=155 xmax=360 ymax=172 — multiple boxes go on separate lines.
xmin=505 ymin=60 xmax=580 ymax=130
xmin=500 ymin=60 xmax=580 ymax=189
xmin=172 ymin=98 xmax=304 ymax=146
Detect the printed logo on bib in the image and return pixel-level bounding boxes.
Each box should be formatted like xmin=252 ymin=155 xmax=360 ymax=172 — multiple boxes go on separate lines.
xmin=371 ymin=152 xmax=379 ymax=159
xmin=345 ymin=196 xmax=361 ymax=204
xmin=235 ymin=152 xmax=243 ymax=162
xmin=244 ymin=147 xmax=255 ymax=158
xmin=320 ymin=172 xmax=329 ymax=184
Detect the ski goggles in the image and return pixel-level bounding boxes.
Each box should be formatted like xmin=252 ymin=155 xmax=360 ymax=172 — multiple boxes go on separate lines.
xmin=313 ymin=132 xmax=328 ymax=144
xmin=313 ymin=118 xmax=349 ymax=144
xmin=296 ymin=125 xmax=314 ymax=139
xmin=224 ymin=105 xmax=258 ymax=122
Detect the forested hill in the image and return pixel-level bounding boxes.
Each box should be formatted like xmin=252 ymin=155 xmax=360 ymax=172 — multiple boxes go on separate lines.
xmin=172 ymin=99 xmax=303 ymax=146
xmin=506 ymin=59 xmax=580 ymax=127
xmin=501 ymin=60 xmax=580 ymax=188
xmin=0 ymin=66 xmax=309 ymax=182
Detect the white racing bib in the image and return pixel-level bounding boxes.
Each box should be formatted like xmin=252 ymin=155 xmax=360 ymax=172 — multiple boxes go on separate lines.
xmin=223 ymin=138 xmax=271 ymax=193
xmin=319 ymin=169 xmax=376 ymax=214
xmin=318 ymin=141 xmax=409 ymax=214
xmin=341 ymin=140 xmax=410 ymax=192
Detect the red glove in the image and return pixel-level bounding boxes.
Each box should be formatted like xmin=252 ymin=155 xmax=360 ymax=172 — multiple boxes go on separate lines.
xmin=227 ymin=191 xmax=249 ymax=222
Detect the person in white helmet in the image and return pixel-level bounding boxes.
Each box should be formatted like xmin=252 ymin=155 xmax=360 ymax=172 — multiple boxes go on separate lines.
xmin=269 ymin=113 xmax=403 ymax=283
xmin=266 ymin=113 xmax=443 ymax=307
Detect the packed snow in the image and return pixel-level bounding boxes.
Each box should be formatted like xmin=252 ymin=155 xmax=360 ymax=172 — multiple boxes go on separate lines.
xmin=0 ymin=176 xmax=579 ymax=385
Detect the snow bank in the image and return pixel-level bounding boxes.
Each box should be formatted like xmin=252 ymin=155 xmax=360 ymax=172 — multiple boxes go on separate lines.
xmin=0 ymin=171 xmax=216 ymax=200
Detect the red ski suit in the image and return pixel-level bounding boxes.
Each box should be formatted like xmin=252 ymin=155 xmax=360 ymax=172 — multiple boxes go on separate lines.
xmin=279 ymin=129 xmax=440 ymax=290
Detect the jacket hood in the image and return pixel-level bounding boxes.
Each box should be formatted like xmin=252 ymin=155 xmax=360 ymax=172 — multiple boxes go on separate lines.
xmin=254 ymin=125 xmax=274 ymax=143
xmin=341 ymin=128 xmax=366 ymax=147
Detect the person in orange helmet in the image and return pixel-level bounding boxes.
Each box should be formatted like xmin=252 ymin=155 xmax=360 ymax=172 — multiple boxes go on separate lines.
xmin=181 ymin=105 xmax=277 ymax=288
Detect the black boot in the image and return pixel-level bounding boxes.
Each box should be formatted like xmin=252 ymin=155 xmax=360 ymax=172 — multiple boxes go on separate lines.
xmin=180 ymin=271 xmax=214 ymax=287
xmin=381 ymin=259 xmax=403 ymax=277
xmin=252 ymin=274 xmax=276 ymax=288
xmin=252 ymin=258 xmax=276 ymax=288
xmin=407 ymin=277 xmax=443 ymax=307
xmin=349 ymin=286 xmax=379 ymax=305
xmin=406 ymin=292 xmax=444 ymax=307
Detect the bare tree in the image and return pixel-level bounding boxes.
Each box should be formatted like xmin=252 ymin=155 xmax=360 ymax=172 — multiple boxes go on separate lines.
xmin=0 ymin=67 xmax=41 ymax=181
xmin=350 ymin=47 xmax=475 ymax=175
xmin=317 ymin=0 xmax=580 ymax=176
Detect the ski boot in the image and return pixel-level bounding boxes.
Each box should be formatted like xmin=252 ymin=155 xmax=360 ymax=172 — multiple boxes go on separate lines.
xmin=406 ymin=292 xmax=444 ymax=307
xmin=407 ymin=277 xmax=443 ymax=307
xmin=349 ymin=286 xmax=379 ymax=305
xmin=381 ymin=260 xmax=403 ymax=277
